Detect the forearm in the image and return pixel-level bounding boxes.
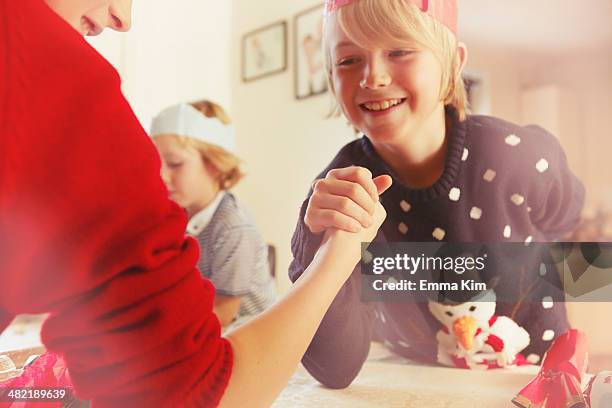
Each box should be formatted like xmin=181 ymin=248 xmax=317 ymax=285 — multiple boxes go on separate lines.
xmin=301 ymin=272 xmax=372 ymax=389
xmin=214 ymin=296 xmax=242 ymax=327
xmin=218 ymin=231 xmax=360 ymax=407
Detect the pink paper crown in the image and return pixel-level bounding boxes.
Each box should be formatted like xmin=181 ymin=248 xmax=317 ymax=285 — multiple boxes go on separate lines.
xmin=324 ymin=0 xmax=457 ymax=35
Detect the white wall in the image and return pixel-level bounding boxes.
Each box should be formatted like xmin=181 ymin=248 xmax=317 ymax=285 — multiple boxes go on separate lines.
xmin=231 ymin=1 xmax=355 ymax=292
xmin=464 ymin=45 xmax=522 ymax=123
xmin=88 ymin=0 xmax=232 ymax=130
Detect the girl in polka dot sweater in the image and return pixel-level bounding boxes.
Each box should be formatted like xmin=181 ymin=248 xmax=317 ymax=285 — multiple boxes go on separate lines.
xmin=289 ymin=0 xmax=585 ymax=388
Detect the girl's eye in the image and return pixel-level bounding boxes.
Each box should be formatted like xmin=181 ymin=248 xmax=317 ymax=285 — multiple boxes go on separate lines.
xmin=469 ymin=306 xmax=477 ymax=312
xmin=337 ymin=57 xmax=360 ymax=66
xmin=445 ymin=311 xmax=453 ymax=317
xmin=389 ymin=50 xmax=414 ymax=58
xmin=168 ymin=162 xmax=183 ymax=169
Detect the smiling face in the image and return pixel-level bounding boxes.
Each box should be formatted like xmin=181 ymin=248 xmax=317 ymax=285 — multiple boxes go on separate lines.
xmin=327 ymin=15 xmax=445 ymax=145
xmin=154 ymin=135 xmax=221 ymax=217
xmin=44 ymin=0 xmax=133 ymax=36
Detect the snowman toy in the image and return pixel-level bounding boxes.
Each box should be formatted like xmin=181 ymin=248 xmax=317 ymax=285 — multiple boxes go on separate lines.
xmin=428 ymin=289 xmax=530 ymax=370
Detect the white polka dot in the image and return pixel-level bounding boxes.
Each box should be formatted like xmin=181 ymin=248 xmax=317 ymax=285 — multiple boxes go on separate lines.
xmin=397 ymin=340 xmax=410 ymax=348
xmin=527 ymin=354 xmax=541 ymax=364
xmin=449 ymin=187 xmax=461 ymax=202
xmin=470 ymin=207 xmax=482 ymax=220
xmin=536 ymin=158 xmax=549 ymax=173
xmin=398 ymin=222 xmax=409 ymax=235
xmin=511 ymin=194 xmax=525 ymax=206
xmin=542 ymin=330 xmax=555 ymax=341
xmin=400 ymin=200 xmax=411 ymax=212
xmin=539 ymin=263 xmax=547 ymax=276
xmin=483 ymin=169 xmax=497 ymax=182
xmin=505 ymin=134 xmax=521 ymax=146
xmin=503 ymin=225 xmax=512 ymax=238
xmin=363 ymin=250 xmax=373 ymax=264
xmin=527 ymin=207 xmax=532 ymax=213
xmin=432 ymin=228 xmax=446 ymax=241
xmin=525 ymin=235 xmax=533 ymax=245
xmin=542 ymin=296 xmax=554 ymax=309
xmin=462 ymin=148 xmax=469 ymax=161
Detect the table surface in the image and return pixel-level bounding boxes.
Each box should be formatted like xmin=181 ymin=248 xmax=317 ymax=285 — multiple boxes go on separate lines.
xmin=273 ymin=342 xmax=541 ymax=408
xmin=1 ymin=316 xmax=608 ymax=406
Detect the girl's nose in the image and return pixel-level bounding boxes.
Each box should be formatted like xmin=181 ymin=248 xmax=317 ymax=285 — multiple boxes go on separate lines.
xmin=360 ymin=58 xmax=391 ymax=89
xmin=108 ymin=0 xmax=132 ymax=32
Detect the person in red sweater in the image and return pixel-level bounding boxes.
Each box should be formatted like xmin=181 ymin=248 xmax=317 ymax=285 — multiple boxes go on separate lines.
xmin=0 ymin=0 xmax=391 ymax=406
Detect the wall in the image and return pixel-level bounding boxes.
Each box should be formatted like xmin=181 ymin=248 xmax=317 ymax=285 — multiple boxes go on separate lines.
xmin=88 ymin=0 xmax=232 ymax=129
xmin=463 ymin=45 xmax=522 ymax=123
xmin=231 ymin=1 xmax=355 ymax=292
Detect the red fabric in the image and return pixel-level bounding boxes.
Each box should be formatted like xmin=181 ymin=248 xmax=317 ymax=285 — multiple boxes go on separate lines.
xmin=324 ymin=0 xmax=458 ymax=35
xmin=513 ymin=330 xmax=588 ymax=408
xmin=485 ymin=334 xmax=504 ymax=352
xmin=0 ymin=1 xmax=233 ymax=406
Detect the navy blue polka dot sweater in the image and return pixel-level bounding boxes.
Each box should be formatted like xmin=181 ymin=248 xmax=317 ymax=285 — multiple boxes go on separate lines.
xmin=289 ymin=110 xmax=585 ymax=388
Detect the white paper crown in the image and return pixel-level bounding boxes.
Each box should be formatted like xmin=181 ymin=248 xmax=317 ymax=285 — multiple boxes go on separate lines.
xmin=150 ymin=103 xmax=236 ymax=153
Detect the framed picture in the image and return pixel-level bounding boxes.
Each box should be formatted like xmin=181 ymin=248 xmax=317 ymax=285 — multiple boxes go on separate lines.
xmin=242 ymin=21 xmax=288 ymax=82
xmin=294 ymin=4 xmax=328 ymax=100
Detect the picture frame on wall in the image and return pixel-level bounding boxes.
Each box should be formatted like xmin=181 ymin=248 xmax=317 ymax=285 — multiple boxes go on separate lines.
xmin=242 ymin=21 xmax=288 ymax=82
xmin=294 ymin=4 xmax=328 ymax=100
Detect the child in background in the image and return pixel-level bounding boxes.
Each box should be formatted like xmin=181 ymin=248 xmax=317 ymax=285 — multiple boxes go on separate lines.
xmin=151 ymin=100 xmax=276 ymax=326
xmin=289 ymin=0 xmax=585 ymax=388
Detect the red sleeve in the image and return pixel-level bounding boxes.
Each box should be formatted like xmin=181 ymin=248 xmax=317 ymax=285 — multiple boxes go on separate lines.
xmin=0 ymin=1 xmax=232 ymax=406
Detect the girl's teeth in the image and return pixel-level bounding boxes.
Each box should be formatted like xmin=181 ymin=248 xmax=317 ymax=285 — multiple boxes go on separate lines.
xmin=365 ymin=99 xmax=401 ymax=111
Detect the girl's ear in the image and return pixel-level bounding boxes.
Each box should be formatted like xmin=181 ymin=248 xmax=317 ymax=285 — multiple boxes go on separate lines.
xmin=203 ymin=159 xmax=222 ymax=181
xmin=457 ymin=42 xmax=468 ymax=73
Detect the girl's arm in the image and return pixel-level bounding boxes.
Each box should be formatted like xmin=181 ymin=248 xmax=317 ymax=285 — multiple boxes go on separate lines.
xmin=214 ymin=296 xmax=242 ymax=327
xmin=217 ymin=227 xmax=378 ymax=407
xmin=297 ymin=267 xmax=372 ymax=389
xmin=282 ymin=167 xmax=391 ymax=388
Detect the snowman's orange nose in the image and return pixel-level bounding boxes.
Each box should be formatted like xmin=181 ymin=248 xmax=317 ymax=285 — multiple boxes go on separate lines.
xmin=453 ymin=316 xmax=477 ymax=350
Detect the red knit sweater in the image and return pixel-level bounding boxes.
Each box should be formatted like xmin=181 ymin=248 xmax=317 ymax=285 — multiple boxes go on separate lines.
xmin=0 ymin=1 xmax=233 ymax=406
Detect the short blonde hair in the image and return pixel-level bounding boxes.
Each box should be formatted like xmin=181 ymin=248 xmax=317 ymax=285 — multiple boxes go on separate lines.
xmin=155 ymin=100 xmax=245 ymax=189
xmin=324 ymin=0 xmax=467 ymax=121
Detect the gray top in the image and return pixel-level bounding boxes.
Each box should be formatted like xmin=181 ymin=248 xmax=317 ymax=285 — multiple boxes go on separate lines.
xmin=195 ymin=193 xmax=276 ymax=318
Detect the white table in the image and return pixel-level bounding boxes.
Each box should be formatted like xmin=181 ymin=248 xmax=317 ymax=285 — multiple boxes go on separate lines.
xmin=273 ymin=343 xmax=539 ymax=408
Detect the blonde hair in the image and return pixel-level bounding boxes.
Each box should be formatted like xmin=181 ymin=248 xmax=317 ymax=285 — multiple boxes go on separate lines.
xmin=155 ymin=100 xmax=245 ymax=189
xmin=323 ymin=0 xmax=467 ymax=121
